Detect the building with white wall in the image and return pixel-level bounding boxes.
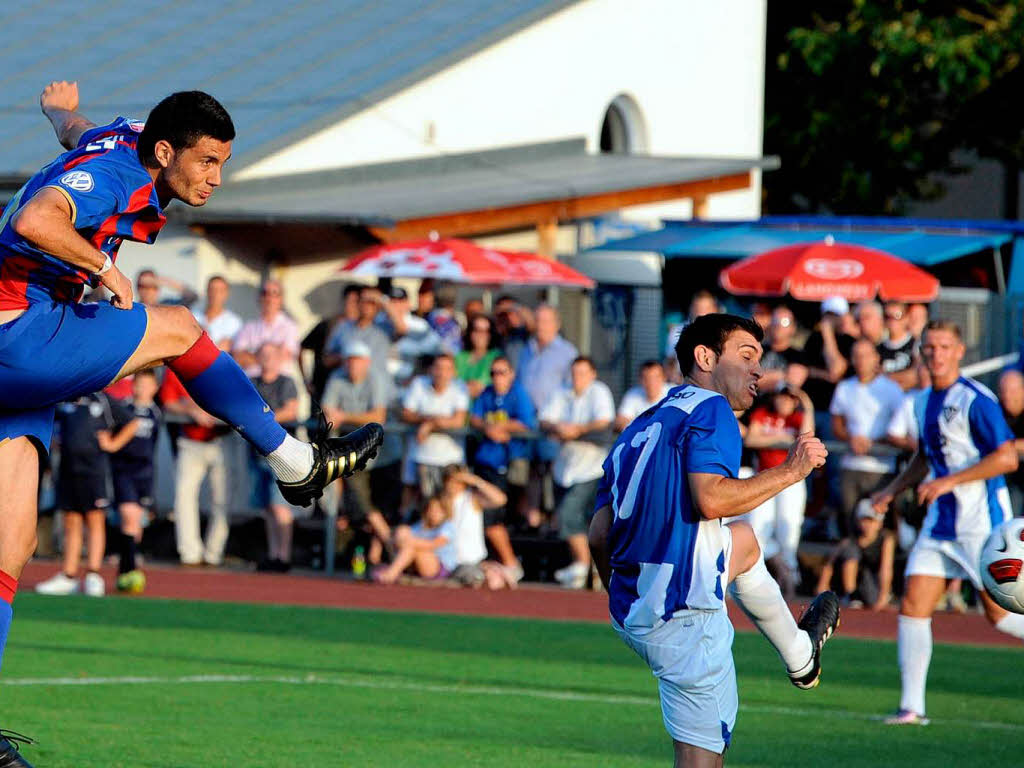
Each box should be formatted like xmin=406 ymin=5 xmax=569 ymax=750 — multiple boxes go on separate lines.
xmin=0 ymin=0 xmax=769 ymax=331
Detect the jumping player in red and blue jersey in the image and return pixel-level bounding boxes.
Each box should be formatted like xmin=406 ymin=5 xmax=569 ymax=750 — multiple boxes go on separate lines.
xmin=0 ymin=82 xmax=382 ymax=766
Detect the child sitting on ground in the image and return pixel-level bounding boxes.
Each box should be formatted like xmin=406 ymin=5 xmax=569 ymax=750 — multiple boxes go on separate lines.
xmin=373 ymin=495 xmax=456 ymax=584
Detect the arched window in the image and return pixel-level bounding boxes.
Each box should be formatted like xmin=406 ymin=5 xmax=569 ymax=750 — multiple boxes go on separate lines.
xmin=599 ymin=94 xmax=648 ymax=154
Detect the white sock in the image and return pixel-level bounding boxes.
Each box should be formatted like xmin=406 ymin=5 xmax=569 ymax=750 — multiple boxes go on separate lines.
xmin=265 ymin=434 xmax=314 ymax=483
xmin=729 ymin=554 xmax=813 ymax=675
xmin=994 ymin=612 xmax=1024 ymax=641
xmin=898 ymin=615 xmax=932 ymax=716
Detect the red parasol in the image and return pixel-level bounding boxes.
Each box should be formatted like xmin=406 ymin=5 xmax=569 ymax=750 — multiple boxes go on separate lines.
xmin=719 ymin=239 xmax=939 ymax=302
xmin=341 ymin=238 xmax=594 ymax=288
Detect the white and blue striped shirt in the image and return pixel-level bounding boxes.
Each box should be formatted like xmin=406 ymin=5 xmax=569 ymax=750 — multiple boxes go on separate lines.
xmin=909 ymin=377 xmax=1014 ymax=541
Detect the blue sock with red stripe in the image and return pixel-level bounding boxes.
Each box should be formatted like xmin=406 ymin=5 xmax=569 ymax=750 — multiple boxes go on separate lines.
xmin=0 ymin=569 xmax=17 ymax=672
xmin=168 ymin=332 xmax=287 ymax=455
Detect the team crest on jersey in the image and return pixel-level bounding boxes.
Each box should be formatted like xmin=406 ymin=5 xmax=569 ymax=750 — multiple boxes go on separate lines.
xmin=59 ymin=170 xmax=94 ymax=192
xmin=127 ymin=120 xmax=145 ymax=133
xmin=943 ymin=405 xmax=959 ymax=422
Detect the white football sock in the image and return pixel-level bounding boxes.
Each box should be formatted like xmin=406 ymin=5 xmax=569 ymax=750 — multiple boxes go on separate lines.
xmin=265 ymin=434 xmax=315 ymax=483
xmin=729 ymin=554 xmax=813 ymax=675
xmin=994 ymin=612 xmax=1024 ymax=641
xmin=898 ymin=615 xmax=932 ymax=715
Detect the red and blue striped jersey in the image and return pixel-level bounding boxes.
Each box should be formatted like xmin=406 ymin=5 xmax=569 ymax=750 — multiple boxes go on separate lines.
xmin=0 ymin=117 xmax=166 ymax=310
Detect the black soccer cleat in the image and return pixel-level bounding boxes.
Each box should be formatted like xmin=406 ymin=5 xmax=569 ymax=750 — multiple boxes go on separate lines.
xmin=789 ymin=590 xmax=841 ymax=690
xmin=0 ymin=729 xmax=35 ymax=767
xmin=276 ymin=422 xmax=384 ymax=507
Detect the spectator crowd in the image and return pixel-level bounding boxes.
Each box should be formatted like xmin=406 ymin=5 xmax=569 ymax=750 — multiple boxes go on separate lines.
xmin=34 ymin=271 xmax=1024 ymax=608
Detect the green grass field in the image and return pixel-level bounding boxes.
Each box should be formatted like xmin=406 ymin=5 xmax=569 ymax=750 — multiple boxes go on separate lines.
xmin=2 ymin=594 xmax=1021 ymax=767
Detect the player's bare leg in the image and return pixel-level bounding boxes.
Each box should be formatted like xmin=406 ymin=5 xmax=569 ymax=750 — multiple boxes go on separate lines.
xmin=673 ymin=740 xmax=723 ymax=768
xmin=0 ymin=438 xmax=40 ymax=582
xmin=727 ymin=522 xmax=839 ymax=689
xmin=977 ymin=581 xmax=1024 ymax=641
xmin=887 ymin=573 xmax=944 ymax=724
xmin=112 ymin=304 xmax=382 ymax=505
xmin=0 ymin=437 xmax=40 ymax=765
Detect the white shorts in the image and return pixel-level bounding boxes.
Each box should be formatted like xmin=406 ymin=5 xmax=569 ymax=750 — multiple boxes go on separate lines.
xmin=613 ymin=609 xmax=737 ymax=754
xmin=905 ymin=534 xmax=985 ymax=589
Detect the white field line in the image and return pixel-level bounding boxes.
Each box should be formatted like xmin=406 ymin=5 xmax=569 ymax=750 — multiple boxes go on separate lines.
xmin=2 ymin=674 xmax=1021 ymax=732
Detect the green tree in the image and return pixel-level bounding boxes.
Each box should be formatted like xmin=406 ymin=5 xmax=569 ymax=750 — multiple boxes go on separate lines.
xmin=764 ymin=1 xmax=1024 ymax=216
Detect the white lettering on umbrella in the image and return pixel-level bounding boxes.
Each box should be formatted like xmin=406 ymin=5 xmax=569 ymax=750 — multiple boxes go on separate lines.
xmin=803 ymin=258 xmax=865 ymax=280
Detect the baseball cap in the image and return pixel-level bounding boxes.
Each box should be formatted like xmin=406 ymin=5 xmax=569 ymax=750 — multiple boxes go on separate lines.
xmin=856 ymin=499 xmax=884 ymax=520
xmin=821 ymin=296 xmax=849 ymax=316
xmin=388 ymin=286 xmax=408 ymax=301
xmin=344 ymin=340 xmax=372 ymax=358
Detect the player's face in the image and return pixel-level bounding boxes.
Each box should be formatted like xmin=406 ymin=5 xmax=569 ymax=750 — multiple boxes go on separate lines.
xmin=161 ymin=136 xmax=232 ymax=206
xmin=710 ymin=330 xmax=763 ymax=411
xmin=921 ymin=329 xmax=963 ymax=384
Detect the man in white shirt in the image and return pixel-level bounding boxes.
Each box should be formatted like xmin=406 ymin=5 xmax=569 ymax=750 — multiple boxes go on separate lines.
xmin=615 ymin=359 xmax=671 ymax=431
xmin=193 ymin=275 xmax=242 ymax=351
xmin=401 ymin=353 xmax=470 ymax=497
xmin=540 ymin=356 xmax=615 ymax=588
xmin=232 ymin=279 xmax=300 ymax=376
xmin=831 ymin=339 xmax=905 ymax=536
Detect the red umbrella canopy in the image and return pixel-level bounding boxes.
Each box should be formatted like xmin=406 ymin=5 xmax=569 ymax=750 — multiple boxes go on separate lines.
xmin=341 ymin=238 xmax=594 ymax=288
xmin=719 ymin=239 xmax=939 ymax=302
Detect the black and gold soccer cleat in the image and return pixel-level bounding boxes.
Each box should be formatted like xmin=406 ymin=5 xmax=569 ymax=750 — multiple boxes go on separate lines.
xmin=789 ymin=590 xmax=841 ymax=690
xmin=276 ymin=422 xmax=384 ymax=507
xmin=0 ymin=729 xmax=35 ymax=767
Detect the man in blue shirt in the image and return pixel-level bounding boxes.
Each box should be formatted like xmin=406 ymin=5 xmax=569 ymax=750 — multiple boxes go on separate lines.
xmin=873 ymin=320 xmax=1024 ymax=725
xmin=589 ymin=314 xmax=840 ymax=765
xmin=469 ymin=355 xmax=536 ymax=580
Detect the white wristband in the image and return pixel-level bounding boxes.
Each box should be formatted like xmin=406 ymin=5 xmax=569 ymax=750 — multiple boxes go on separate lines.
xmin=95 ymin=255 xmax=113 ymax=276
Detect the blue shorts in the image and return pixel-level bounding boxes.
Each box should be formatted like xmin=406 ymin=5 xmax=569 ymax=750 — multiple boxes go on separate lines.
xmin=0 ymin=300 xmax=149 ymax=453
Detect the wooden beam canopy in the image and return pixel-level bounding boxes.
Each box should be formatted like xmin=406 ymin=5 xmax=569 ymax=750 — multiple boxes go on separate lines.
xmin=369 ymin=171 xmax=753 ymax=242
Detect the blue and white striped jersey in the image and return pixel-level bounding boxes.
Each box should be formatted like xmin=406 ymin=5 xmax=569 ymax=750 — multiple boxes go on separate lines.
xmin=909 ymin=377 xmax=1014 ymax=541
xmin=596 ymin=385 xmax=741 ymax=630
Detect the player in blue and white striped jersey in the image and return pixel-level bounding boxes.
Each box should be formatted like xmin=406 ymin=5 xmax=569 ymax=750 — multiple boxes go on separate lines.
xmin=589 ymin=314 xmax=840 ymax=766
xmin=873 ymin=320 xmax=1024 ymax=726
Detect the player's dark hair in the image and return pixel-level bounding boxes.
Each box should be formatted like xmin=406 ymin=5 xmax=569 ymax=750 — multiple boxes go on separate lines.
xmin=137 ymin=91 xmax=235 ymax=167
xmin=675 ymin=313 xmax=764 ymax=376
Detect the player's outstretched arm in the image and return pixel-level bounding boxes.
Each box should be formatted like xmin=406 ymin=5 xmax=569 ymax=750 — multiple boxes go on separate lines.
xmin=870 ymin=450 xmax=929 ymax=513
xmin=690 ymin=433 xmax=827 ymax=520
xmin=40 ymin=81 xmax=96 ymax=150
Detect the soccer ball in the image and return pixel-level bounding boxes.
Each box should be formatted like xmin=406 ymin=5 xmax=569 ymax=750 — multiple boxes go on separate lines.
xmin=980 ymin=519 xmax=1024 ymax=614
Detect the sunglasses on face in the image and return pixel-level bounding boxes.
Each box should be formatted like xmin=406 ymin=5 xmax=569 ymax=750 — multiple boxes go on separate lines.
xmin=490 ymin=368 xmax=511 ymax=376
